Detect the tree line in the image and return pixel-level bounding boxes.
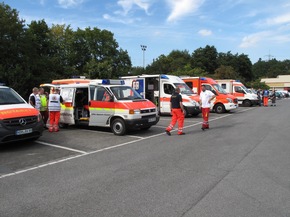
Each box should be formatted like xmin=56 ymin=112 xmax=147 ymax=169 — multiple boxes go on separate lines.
xmin=1 ymin=2 xmax=290 ymax=98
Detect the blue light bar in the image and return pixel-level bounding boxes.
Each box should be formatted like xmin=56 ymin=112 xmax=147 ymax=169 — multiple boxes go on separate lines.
xmin=160 ymin=74 xmax=169 ymax=79
xmin=200 ymin=77 xmax=207 ymax=81
xmin=102 ymin=79 xmax=125 ymax=85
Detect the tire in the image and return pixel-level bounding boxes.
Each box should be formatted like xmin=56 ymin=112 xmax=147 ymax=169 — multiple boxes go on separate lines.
xmin=214 ymin=104 xmax=225 ymax=114
xmin=111 ymin=118 xmax=126 ymax=135
xmin=183 ymin=107 xmax=188 ymax=117
xmin=243 ymin=100 xmax=252 ymax=107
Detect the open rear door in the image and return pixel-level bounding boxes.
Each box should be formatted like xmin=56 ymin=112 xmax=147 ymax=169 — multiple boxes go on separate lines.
xmin=131 ymin=78 xmax=145 ymax=98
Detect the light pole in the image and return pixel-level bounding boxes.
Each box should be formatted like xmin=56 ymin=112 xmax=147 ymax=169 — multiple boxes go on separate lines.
xmin=140 ymin=45 xmax=147 ymax=69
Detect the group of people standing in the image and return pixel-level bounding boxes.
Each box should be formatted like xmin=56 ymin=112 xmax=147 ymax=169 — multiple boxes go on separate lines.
xmin=29 ymin=87 xmax=64 ymax=132
xmin=165 ymin=84 xmax=216 ymax=136
xmin=256 ymin=89 xmax=276 ymax=107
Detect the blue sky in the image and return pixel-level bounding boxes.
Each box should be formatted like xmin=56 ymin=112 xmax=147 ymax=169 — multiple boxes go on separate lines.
xmin=4 ymin=0 xmax=290 ymax=67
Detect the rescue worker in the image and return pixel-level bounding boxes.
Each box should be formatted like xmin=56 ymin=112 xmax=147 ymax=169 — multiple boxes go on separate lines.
xmin=48 ymin=88 xmax=64 ymax=132
xmin=263 ymin=89 xmax=269 ymax=106
xmin=199 ymin=84 xmax=216 ymax=130
xmin=39 ymin=87 xmax=48 ymax=127
xmin=165 ymin=87 xmax=185 ymax=136
xmin=29 ymin=87 xmax=41 ymax=111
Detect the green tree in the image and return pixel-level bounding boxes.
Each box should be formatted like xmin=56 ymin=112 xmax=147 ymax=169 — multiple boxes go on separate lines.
xmin=191 ymin=45 xmax=218 ymax=73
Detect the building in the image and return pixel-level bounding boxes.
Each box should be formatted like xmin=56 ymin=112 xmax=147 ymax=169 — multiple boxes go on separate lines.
xmin=261 ymin=75 xmax=290 ymax=91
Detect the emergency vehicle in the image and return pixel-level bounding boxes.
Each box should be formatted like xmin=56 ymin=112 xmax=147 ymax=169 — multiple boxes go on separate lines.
xmin=182 ymin=77 xmax=238 ymax=114
xmin=215 ymin=80 xmax=258 ymax=106
xmin=42 ymin=79 xmax=159 ymax=135
xmin=120 ymin=74 xmax=200 ymax=117
xmin=0 ymin=86 xmax=44 ymax=143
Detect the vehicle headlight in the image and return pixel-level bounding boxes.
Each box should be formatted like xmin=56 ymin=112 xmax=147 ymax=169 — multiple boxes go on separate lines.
xmin=226 ymin=98 xmax=233 ymax=103
xmin=129 ymin=109 xmax=141 ymax=114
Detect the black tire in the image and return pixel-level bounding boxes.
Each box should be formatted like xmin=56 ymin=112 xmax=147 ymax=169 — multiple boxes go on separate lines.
xmin=111 ymin=118 xmax=126 ymax=135
xmin=183 ymin=107 xmax=188 ymax=117
xmin=243 ymin=100 xmax=252 ymax=107
xmin=214 ymin=104 xmax=225 ymax=114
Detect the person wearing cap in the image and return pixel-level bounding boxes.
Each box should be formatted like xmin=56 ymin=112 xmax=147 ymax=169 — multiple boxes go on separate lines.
xmin=199 ymin=85 xmax=216 ymax=130
xmin=48 ymin=88 xmax=64 ymax=132
xmin=165 ymin=87 xmax=185 ymax=136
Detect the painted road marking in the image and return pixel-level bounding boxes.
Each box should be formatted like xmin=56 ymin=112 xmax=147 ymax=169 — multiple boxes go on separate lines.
xmin=36 ymin=141 xmax=88 ymax=154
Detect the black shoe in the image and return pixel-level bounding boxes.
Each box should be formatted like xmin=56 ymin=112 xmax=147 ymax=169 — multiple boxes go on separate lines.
xmin=201 ymin=127 xmax=205 ymax=131
xmin=165 ymin=130 xmax=171 ymax=136
xmin=178 ymin=132 xmax=185 ymax=135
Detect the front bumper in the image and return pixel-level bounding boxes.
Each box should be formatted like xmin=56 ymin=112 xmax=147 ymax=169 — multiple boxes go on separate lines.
xmin=125 ymin=115 xmax=160 ymax=129
xmin=186 ymin=106 xmax=201 ymax=116
xmin=0 ymin=121 xmax=44 ymax=144
xmin=224 ymin=103 xmax=238 ymax=111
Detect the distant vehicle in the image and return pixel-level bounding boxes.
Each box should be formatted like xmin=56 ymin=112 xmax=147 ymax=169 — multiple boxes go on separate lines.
xmin=215 ymin=80 xmax=258 ymax=107
xmin=0 ymin=86 xmax=44 ymax=143
xmin=182 ymin=77 xmax=238 ymax=114
xmin=121 ymin=74 xmax=200 ymax=117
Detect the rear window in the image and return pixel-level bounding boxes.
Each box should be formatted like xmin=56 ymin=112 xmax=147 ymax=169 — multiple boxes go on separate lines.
xmin=0 ymin=88 xmax=26 ymax=105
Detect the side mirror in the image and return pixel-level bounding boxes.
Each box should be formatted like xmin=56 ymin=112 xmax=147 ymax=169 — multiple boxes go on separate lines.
xmin=212 ymin=90 xmax=217 ymax=95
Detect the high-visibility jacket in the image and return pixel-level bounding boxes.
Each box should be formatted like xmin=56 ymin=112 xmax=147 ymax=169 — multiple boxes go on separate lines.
xmin=48 ymin=94 xmax=61 ymax=111
xmin=40 ymin=94 xmax=48 ymax=111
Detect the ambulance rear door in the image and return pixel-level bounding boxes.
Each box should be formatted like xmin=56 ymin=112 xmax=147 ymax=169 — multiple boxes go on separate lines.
xmin=60 ymin=87 xmax=75 ymax=125
xmin=89 ymin=85 xmax=115 ymax=126
xmin=160 ymin=81 xmax=174 ymax=113
xmin=131 ymin=78 xmax=145 ymax=99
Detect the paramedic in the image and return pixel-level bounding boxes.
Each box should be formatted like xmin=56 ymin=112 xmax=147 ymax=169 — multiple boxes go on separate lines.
xmin=165 ymin=87 xmax=185 ymax=136
xmin=48 ymin=88 xmax=64 ymax=132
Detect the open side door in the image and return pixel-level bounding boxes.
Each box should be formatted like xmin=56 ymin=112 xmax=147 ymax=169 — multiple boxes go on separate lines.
xmin=131 ymin=78 xmax=145 ymax=99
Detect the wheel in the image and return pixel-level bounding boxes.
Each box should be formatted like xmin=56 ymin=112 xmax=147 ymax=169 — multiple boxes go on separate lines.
xmin=111 ymin=118 xmax=126 ymax=135
xmin=183 ymin=107 xmax=188 ymax=117
xmin=243 ymin=100 xmax=252 ymax=107
xmin=214 ymin=104 xmax=225 ymax=114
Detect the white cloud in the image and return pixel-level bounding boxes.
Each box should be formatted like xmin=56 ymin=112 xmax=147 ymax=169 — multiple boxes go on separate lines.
xmin=103 ymin=14 xmax=135 ymax=24
xmin=166 ymin=0 xmax=205 ymax=22
xmin=117 ymin=0 xmax=152 ymax=15
xmin=58 ymin=0 xmax=84 ymax=9
xmin=198 ymin=29 xmax=212 ymax=36
xmin=265 ymin=13 xmax=290 ymax=26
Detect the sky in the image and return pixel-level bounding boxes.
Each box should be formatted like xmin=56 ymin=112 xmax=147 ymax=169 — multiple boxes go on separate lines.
xmin=3 ymin=0 xmax=290 ymax=67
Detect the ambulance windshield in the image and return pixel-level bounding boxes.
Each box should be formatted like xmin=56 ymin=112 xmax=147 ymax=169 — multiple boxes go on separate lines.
xmin=110 ymin=86 xmax=143 ymax=100
xmin=174 ymin=83 xmax=194 ymax=95
xmin=0 ymin=88 xmax=26 ymax=105
xmin=213 ymin=84 xmax=227 ymax=94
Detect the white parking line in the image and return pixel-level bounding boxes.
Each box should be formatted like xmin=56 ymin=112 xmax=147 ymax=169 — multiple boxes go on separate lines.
xmin=36 ymin=141 xmax=88 ymax=154
xmin=0 ymin=107 xmax=256 ymax=180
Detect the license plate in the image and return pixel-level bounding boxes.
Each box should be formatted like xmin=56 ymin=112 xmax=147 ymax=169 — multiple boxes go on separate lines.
xmin=16 ymin=128 xmax=33 ymax=135
xmin=148 ymin=117 xmax=156 ymax=122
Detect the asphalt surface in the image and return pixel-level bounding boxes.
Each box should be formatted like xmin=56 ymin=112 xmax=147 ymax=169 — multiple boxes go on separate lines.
xmin=1 ymin=99 xmax=290 ymax=217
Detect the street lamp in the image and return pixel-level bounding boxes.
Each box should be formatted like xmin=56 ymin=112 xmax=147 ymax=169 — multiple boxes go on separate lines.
xmin=140 ymin=45 xmax=147 ymax=69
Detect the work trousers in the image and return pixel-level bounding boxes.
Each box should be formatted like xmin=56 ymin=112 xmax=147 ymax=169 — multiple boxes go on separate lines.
xmin=49 ymin=111 xmax=60 ymax=132
xmin=40 ymin=110 xmax=49 ymax=126
xmin=202 ymin=107 xmax=210 ymax=128
xmin=166 ymin=108 xmax=184 ymax=134
xmin=263 ymin=96 xmax=269 ymax=106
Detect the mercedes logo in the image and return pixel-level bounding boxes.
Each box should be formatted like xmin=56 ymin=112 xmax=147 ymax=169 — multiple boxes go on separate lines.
xmin=19 ymin=118 xmax=27 ymax=126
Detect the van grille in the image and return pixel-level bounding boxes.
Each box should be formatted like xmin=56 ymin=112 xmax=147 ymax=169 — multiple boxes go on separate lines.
xmin=2 ymin=116 xmax=38 ymax=127
xmin=141 ymin=108 xmax=156 ymax=113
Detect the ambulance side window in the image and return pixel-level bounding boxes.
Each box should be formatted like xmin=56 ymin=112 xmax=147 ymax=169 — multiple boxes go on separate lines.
xmin=164 ymin=84 xmax=174 ymax=94
xmin=94 ymin=86 xmax=107 ymax=101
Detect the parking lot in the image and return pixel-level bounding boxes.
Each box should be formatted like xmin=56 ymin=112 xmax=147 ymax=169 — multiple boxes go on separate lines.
xmin=1 ymin=100 xmax=290 ymax=217
xmin=0 ymin=106 xmax=252 ymax=178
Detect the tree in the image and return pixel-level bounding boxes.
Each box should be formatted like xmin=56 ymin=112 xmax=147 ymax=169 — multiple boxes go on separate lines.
xmin=213 ymin=65 xmax=239 ymax=80
xmin=191 ymin=45 xmax=218 ymax=73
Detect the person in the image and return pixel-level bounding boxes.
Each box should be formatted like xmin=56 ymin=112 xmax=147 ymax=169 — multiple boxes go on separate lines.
xmin=29 ymin=87 xmax=41 ymax=110
xmin=102 ymin=90 xmax=111 ymax=102
xmin=39 ymin=87 xmax=48 ymax=127
xmin=263 ymin=89 xmax=270 ymax=106
xmin=199 ymin=84 xmax=216 ymax=130
xmin=165 ymin=87 xmax=185 ymax=136
xmin=270 ymin=90 xmax=276 ymax=106
xmin=48 ymin=88 xmax=64 ymax=132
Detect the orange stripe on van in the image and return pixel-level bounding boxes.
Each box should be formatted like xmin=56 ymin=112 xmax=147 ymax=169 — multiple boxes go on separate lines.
xmin=0 ymin=108 xmax=39 ymax=120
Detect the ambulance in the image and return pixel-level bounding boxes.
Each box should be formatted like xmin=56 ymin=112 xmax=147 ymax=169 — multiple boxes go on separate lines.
xmin=182 ymin=77 xmax=238 ymax=114
xmin=42 ymin=79 xmax=159 ymax=135
xmin=0 ymin=86 xmax=44 ymax=143
xmin=120 ymin=74 xmax=200 ymax=117
xmin=215 ymin=80 xmax=258 ymax=106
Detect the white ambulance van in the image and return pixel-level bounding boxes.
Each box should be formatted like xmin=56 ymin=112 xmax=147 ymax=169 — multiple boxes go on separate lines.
xmin=42 ymin=79 xmax=159 ymax=135
xmin=120 ymin=74 xmax=200 ymax=117
xmin=216 ymin=79 xmax=258 ymax=106
xmin=0 ymin=86 xmax=44 ymax=143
